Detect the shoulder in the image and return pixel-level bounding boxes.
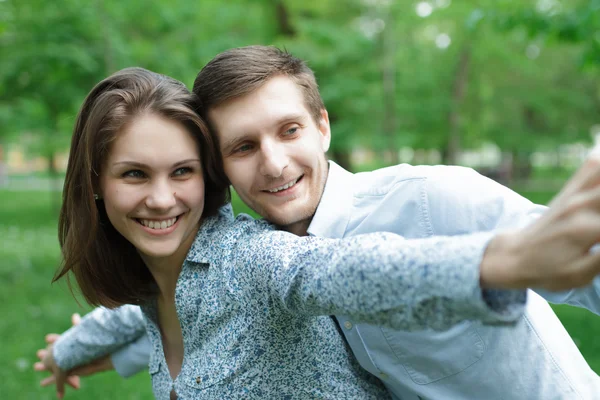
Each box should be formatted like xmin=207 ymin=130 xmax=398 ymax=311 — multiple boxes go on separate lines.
xmin=417 ymin=166 xmax=535 ymax=233
xmin=350 ymin=164 xmax=475 ymax=196
xmin=357 ymin=163 xmax=493 ymax=197
xmin=347 ymin=164 xmax=481 ymax=201
xmin=188 ymin=211 xmax=283 ymax=262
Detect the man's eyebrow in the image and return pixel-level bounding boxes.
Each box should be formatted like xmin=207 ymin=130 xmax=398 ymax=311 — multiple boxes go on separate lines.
xmin=220 ymin=135 xmax=246 ymax=152
xmin=274 ymin=113 xmax=307 ymax=125
xmin=220 ymin=113 xmax=309 ymax=152
xmin=112 ymin=159 xmax=201 ymax=168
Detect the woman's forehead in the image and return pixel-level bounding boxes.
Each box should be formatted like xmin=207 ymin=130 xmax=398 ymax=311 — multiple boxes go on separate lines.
xmin=107 ymin=114 xmax=201 ymax=163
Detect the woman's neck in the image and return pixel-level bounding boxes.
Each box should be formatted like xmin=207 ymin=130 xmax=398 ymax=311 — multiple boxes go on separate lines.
xmin=140 ymin=226 xmax=199 ymax=300
xmin=143 ymin=256 xmax=182 ymax=301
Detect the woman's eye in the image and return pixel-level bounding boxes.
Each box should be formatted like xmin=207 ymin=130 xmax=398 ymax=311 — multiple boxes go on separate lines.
xmin=173 ymin=167 xmax=192 ymax=176
xmin=235 ymin=144 xmax=253 ymax=153
xmin=122 ymin=170 xmax=146 ymax=179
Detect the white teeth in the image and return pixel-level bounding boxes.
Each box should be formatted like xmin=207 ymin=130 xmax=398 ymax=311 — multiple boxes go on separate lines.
xmin=139 ymin=218 xmax=177 ymax=230
xmin=268 ymin=178 xmax=300 ymax=193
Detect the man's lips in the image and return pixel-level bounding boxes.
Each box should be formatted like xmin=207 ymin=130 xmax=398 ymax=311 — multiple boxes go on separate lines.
xmin=262 ymin=175 xmax=303 ymax=193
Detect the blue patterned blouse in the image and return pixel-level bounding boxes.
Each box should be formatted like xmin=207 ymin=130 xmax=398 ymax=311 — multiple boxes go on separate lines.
xmin=54 ymin=207 xmax=525 ymax=399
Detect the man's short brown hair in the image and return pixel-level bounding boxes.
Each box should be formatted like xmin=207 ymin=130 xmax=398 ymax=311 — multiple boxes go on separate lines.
xmin=193 ymin=46 xmax=325 ymax=124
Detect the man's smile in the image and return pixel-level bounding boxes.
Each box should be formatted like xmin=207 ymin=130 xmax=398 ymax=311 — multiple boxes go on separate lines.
xmin=262 ymin=175 xmax=304 ymax=194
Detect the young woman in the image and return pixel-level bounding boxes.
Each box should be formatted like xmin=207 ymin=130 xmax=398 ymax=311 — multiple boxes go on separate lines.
xmin=43 ymin=67 xmax=522 ymax=399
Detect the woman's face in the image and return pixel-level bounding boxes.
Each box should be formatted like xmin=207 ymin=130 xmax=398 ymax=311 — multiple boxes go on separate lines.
xmin=100 ymin=113 xmax=205 ymax=265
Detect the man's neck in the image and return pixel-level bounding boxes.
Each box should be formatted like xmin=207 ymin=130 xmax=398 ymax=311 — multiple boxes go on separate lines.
xmin=282 ymin=218 xmax=312 ymax=237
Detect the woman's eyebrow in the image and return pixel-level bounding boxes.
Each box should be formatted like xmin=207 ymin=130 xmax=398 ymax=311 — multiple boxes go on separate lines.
xmin=112 ymin=159 xmax=201 ymax=168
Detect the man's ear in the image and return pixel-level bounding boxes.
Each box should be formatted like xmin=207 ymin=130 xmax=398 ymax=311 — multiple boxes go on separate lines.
xmin=318 ymin=109 xmax=331 ymax=152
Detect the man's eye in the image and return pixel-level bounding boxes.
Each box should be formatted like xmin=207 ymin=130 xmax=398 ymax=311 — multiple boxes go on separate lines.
xmin=173 ymin=167 xmax=192 ymax=176
xmin=284 ymin=127 xmax=298 ymax=136
xmin=122 ymin=170 xmax=146 ymax=178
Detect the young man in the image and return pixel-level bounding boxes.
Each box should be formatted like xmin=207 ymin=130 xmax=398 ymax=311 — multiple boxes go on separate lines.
xmin=39 ymin=46 xmax=600 ymax=399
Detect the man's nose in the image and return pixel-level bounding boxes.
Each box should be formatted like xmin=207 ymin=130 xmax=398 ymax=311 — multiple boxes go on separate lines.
xmin=259 ymin=141 xmax=288 ymax=178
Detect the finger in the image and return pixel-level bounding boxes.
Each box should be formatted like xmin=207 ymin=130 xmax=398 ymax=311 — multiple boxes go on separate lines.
xmin=71 ymin=313 xmax=81 ymax=326
xmin=546 ymin=251 xmax=600 ymax=291
xmin=40 ymin=376 xmax=56 ymax=387
xmin=56 ymin=375 xmax=65 ymax=400
xmin=66 ymin=375 xmax=81 ymax=389
xmin=562 ymin=212 xmax=600 ymax=247
xmin=575 ymin=250 xmax=600 ymax=284
xmin=34 ymin=361 xmax=48 ymax=371
xmin=45 ymin=334 xmax=60 ymax=344
xmin=561 ymin=157 xmax=600 ymax=197
xmin=563 ymin=183 xmax=600 ymax=210
xmin=40 ymin=374 xmax=80 ymax=390
xmin=36 ymin=349 xmax=48 ymax=360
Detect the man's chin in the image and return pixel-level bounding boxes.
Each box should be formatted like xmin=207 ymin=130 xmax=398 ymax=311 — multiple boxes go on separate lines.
xmin=263 ymin=208 xmax=314 ymax=234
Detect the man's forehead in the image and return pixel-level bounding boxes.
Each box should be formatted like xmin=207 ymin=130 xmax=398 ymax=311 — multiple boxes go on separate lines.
xmin=209 ymin=87 xmax=310 ymax=136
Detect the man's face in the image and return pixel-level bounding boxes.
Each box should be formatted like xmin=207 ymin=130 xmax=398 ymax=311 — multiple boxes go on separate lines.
xmin=209 ymin=76 xmax=331 ymax=235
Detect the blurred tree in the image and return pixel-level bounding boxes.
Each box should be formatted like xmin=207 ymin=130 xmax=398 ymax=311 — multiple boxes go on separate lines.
xmin=0 ymin=0 xmax=279 ymax=176
xmin=470 ymin=0 xmax=599 ymax=178
xmin=1 ymin=0 xmax=108 ymax=182
xmin=1 ymin=0 xmax=597 ymax=179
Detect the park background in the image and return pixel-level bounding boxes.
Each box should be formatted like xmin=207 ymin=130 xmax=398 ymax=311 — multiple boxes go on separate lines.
xmin=2 ymin=0 xmax=600 ymax=398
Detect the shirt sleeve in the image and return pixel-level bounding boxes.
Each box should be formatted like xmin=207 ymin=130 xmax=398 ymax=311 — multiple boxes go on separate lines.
xmin=424 ymin=166 xmax=600 ymax=316
xmin=241 ymin=227 xmax=526 ymax=331
xmin=534 ymin=278 xmax=600 ymax=316
xmin=53 ymin=305 xmax=146 ymax=372
xmin=110 ymin=334 xmax=151 ymax=378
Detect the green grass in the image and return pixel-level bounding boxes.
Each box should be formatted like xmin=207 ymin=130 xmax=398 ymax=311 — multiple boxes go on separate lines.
xmin=0 ymin=190 xmax=153 ymax=399
xmin=1 ymin=187 xmax=599 ymax=399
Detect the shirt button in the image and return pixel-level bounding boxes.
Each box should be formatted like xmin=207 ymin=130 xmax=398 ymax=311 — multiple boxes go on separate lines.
xmin=343 ymin=321 xmax=353 ymax=330
xmin=195 ymin=376 xmax=202 ymax=384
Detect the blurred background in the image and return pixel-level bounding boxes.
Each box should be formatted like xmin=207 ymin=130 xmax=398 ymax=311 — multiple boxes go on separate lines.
xmin=1 ymin=0 xmax=599 ymax=398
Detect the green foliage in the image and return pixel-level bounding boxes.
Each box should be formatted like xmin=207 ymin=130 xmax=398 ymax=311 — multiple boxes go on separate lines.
xmin=2 ymin=0 xmax=598 ymax=170
xmin=483 ymin=0 xmax=600 ymax=68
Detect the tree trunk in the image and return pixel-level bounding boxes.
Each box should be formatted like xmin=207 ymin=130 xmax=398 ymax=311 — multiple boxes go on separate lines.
xmin=445 ymin=45 xmax=471 ymax=165
xmin=0 ymin=143 xmax=7 ymax=187
xmin=275 ymin=1 xmax=295 ymax=36
xmin=330 ymin=149 xmax=352 ymax=172
xmin=382 ymin=13 xmax=399 ymax=165
xmin=510 ymin=149 xmax=532 ymax=181
xmin=46 ymin=150 xmax=61 ymax=211
xmin=98 ymin=0 xmax=115 ymax=74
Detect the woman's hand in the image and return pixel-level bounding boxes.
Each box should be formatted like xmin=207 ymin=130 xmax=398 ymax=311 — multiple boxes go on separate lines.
xmin=33 ymin=313 xmax=82 ymax=399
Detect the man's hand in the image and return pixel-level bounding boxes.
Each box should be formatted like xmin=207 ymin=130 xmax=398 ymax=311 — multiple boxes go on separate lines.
xmin=33 ymin=313 xmax=115 ymax=398
xmin=481 ymin=155 xmax=600 ymax=291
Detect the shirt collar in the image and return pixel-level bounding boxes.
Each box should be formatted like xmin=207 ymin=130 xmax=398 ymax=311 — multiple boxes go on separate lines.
xmin=307 ymin=161 xmax=354 ymax=238
xmin=185 ymin=203 xmax=235 ymax=264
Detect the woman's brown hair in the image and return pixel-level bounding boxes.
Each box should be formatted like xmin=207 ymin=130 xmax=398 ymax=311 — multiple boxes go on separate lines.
xmin=55 ymin=67 xmax=229 ymax=308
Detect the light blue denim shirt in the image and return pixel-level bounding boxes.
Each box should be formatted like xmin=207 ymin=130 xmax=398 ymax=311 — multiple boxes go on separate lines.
xmin=310 ymin=162 xmax=600 ymax=400
xmin=53 ymin=202 xmax=526 ymax=399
